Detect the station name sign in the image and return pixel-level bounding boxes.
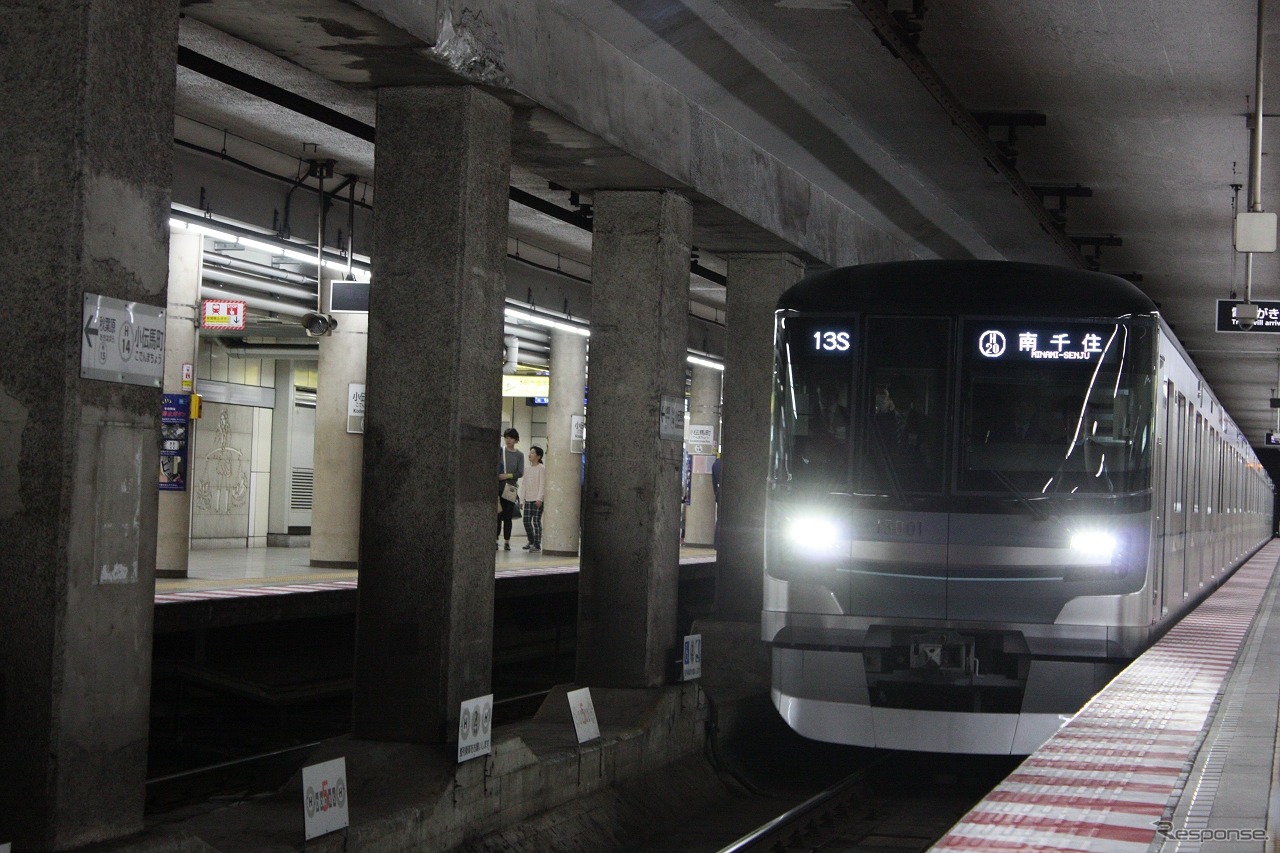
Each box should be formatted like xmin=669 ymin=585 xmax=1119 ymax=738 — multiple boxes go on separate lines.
xmin=1216 ymin=299 xmax=1280 ymax=333
xmin=972 ymin=323 xmax=1117 ymax=363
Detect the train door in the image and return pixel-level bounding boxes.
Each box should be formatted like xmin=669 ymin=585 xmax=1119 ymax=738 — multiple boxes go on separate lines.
xmin=1187 ymin=412 xmax=1203 ymax=594
xmin=849 ymin=316 xmax=951 ymax=620
xmin=1160 ymin=388 xmax=1187 ymax=612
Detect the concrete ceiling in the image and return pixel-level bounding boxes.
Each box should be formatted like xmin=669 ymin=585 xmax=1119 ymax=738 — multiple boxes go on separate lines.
xmin=173 ymin=0 xmax=1280 ymax=444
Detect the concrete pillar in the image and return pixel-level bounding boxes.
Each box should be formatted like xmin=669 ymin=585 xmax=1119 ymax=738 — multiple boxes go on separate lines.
xmin=353 ymin=86 xmax=511 ymax=743
xmin=577 ymin=190 xmax=692 ymax=687
xmin=715 ymin=254 xmax=805 ymax=621
xmin=0 ymin=1 xmax=177 ymax=847
xmin=156 ymin=230 xmax=201 ymax=578
xmin=310 ymin=276 xmax=367 ymax=568
xmin=684 ymin=364 xmax=722 ymax=546
xmin=543 ymin=327 xmax=587 ymax=556
xmin=267 ymin=359 xmax=299 ymax=543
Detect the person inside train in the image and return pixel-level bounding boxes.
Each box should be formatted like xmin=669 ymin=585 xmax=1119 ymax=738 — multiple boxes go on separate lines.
xmin=989 ymin=396 xmax=1050 ymax=443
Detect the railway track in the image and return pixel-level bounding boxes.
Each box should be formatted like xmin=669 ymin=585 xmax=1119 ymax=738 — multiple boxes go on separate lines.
xmin=714 ymin=752 xmax=1017 ymax=853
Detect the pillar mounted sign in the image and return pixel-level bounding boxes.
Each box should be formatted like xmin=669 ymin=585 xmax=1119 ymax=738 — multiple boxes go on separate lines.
xmin=80 ymin=294 xmax=165 ymax=387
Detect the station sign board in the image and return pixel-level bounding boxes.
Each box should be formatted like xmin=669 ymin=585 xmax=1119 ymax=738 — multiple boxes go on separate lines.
xmin=1216 ymin=299 xmax=1280 ymax=333
xmin=81 ymin=294 xmax=165 ymax=387
xmin=302 ymin=757 xmax=349 ymax=840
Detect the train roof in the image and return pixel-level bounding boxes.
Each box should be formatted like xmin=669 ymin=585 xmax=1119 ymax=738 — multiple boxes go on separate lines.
xmin=778 ymin=260 xmax=1158 ymax=318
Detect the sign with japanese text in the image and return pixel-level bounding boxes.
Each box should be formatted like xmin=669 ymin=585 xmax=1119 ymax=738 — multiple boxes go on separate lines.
xmin=1216 ymin=299 xmax=1280 ymax=332
xmin=566 ymin=687 xmax=600 ymax=744
xmin=682 ymin=634 xmax=703 ymax=681
xmin=972 ymin=324 xmax=1117 ymax=363
xmin=201 ymin=299 xmax=247 ymax=330
xmin=457 ymin=694 xmax=493 ymax=763
xmin=80 ymin=294 xmax=165 ymax=387
xmin=347 ymin=383 xmax=365 ymax=434
xmin=302 ymin=757 xmax=349 ymax=840
xmin=160 ymin=394 xmax=190 ymax=492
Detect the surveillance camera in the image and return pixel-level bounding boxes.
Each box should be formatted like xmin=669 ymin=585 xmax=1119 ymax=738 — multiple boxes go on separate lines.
xmin=1234 ymin=302 xmax=1260 ymax=331
xmin=301 ymin=312 xmax=337 ymax=337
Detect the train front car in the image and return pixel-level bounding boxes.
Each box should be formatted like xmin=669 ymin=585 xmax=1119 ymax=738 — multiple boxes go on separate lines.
xmin=767 ymin=261 xmax=1184 ymax=754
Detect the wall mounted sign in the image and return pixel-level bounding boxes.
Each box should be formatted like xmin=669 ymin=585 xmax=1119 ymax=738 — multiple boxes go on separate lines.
xmin=160 ymin=394 xmax=190 ymax=492
xmin=201 ymin=298 xmax=247 ymax=331
xmin=80 ymin=294 xmax=165 ymax=387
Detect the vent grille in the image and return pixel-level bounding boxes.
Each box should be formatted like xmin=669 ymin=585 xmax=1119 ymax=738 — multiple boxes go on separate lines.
xmin=291 ymin=468 xmax=314 ymax=510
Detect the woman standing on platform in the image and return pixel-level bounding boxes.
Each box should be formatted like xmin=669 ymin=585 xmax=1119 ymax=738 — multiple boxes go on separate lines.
xmin=497 ymin=428 xmax=524 ymax=551
xmin=521 ymin=446 xmax=545 ymax=552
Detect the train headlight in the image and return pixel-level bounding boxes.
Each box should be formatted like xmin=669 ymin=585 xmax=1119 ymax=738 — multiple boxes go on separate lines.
xmin=1070 ymin=531 xmax=1117 ymax=561
xmin=786 ymin=516 xmax=843 ymax=558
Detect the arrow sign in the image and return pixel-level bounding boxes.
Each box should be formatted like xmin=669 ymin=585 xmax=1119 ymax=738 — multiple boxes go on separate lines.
xmin=84 ymin=312 xmax=99 ymax=349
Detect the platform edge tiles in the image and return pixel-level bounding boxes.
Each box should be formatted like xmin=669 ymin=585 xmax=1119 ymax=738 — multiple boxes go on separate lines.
xmin=930 ymin=539 xmax=1280 ymax=853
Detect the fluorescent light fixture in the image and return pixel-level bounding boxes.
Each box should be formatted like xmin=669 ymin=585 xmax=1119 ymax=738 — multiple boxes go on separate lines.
xmin=687 ymin=354 xmax=726 ymax=371
xmin=787 ymin=515 xmax=842 ymax=557
xmin=505 ymin=307 xmax=590 ymax=337
xmin=1069 ymin=530 xmax=1116 ymax=560
xmin=170 ymin=214 xmax=371 ymax=278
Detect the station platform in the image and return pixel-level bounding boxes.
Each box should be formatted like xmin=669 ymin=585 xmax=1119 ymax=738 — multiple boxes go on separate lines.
xmin=932 ymin=539 xmax=1280 ymax=852
xmin=156 ymin=543 xmax=717 ymax=602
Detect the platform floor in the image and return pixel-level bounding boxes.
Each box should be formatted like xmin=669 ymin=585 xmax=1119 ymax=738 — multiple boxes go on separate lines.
xmin=156 ymin=542 xmax=718 ymax=599
xmin=932 ymin=539 xmax=1280 ymax=852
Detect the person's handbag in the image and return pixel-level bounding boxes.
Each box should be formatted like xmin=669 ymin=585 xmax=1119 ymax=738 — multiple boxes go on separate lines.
xmin=501 ymin=452 xmax=519 ymax=503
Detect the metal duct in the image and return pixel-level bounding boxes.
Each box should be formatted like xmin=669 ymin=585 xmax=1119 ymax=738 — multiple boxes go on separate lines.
xmin=201 ymin=283 xmax=313 ymax=318
xmin=502 ymin=335 xmax=520 ymax=374
xmin=217 ymin=342 xmax=320 ymax=360
xmin=202 ymin=266 xmax=316 ymax=304
xmin=204 ymin=251 xmax=316 ymax=285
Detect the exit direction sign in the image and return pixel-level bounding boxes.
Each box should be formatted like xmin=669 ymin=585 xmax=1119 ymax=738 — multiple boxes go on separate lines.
xmin=1216 ymin=299 xmax=1280 ymax=332
xmin=201 ymin=298 xmax=247 ymax=330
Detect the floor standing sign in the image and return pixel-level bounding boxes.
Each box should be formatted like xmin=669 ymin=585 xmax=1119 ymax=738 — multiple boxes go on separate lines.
xmin=457 ymin=694 xmax=494 ymax=763
xmin=302 ymin=757 xmax=349 ymax=840
xmin=566 ymin=687 xmax=600 ymax=743
xmin=80 ymin=293 xmax=165 ymax=387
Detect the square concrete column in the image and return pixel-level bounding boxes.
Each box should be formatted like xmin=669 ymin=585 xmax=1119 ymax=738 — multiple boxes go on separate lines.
xmin=353 ymin=86 xmax=511 ymax=743
xmin=577 ymin=190 xmax=692 ymax=687
xmin=716 ymin=254 xmax=804 ymax=621
xmin=0 ymin=1 xmax=177 ymax=847
xmin=310 ymin=275 xmax=367 ymax=568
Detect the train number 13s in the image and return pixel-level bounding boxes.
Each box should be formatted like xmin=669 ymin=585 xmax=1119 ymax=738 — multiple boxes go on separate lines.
xmin=812 ymin=330 xmax=851 ymax=352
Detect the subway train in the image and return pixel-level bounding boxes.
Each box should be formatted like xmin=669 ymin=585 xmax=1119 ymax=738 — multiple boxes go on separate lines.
xmin=764 ymin=260 xmax=1273 ymax=754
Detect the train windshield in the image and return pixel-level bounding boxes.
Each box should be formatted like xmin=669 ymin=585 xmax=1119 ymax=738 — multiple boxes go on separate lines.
xmin=772 ymin=314 xmax=951 ymax=494
xmin=959 ymin=318 xmax=1154 ymax=496
xmin=772 ymin=315 xmax=857 ymax=490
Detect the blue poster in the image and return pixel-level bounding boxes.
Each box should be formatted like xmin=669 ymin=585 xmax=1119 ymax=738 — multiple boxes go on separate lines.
xmin=160 ymin=393 xmax=190 ymax=492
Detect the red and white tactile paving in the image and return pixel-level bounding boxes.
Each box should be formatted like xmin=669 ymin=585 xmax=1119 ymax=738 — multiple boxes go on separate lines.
xmin=931 ymin=539 xmax=1280 ymax=852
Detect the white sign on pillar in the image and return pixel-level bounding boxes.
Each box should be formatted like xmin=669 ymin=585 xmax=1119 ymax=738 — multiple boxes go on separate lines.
xmin=566 ymin=687 xmax=600 ymax=743
xmin=570 ymin=413 xmax=586 ymax=454
xmin=347 ymin=383 xmax=366 ymax=434
xmin=687 ymin=423 xmax=714 ymax=455
xmin=80 ymin=293 xmax=166 ymax=387
xmin=457 ymin=694 xmax=494 ymax=763
xmin=682 ymin=634 xmax=703 ymax=681
xmin=302 ymin=757 xmax=349 ymax=840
